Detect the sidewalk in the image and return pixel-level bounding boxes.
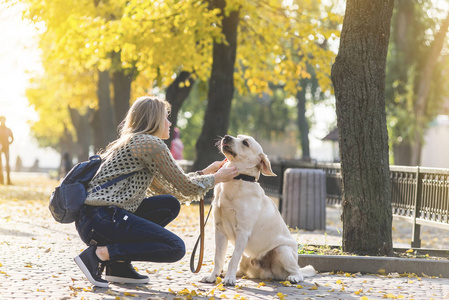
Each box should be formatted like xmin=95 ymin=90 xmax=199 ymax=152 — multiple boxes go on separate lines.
xmin=1 ymin=173 xmax=449 ymax=299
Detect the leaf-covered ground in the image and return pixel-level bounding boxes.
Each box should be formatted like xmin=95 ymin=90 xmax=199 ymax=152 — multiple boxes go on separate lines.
xmin=1 ymin=172 xmax=449 ymax=299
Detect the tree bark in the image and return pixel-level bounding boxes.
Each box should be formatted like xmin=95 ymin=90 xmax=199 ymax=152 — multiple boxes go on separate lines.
xmin=59 ymin=126 xmax=74 ymax=177
xmin=331 ymin=0 xmax=394 ymax=255
xmin=112 ymin=51 xmax=133 ymax=129
xmin=68 ymin=107 xmax=92 ymax=161
xmin=392 ymin=143 xmax=412 ymax=166
xmin=165 ymin=71 xmax=195 ymax=149
xmin=391 ymin=0 xmax=414 ymax=166
xmin=296 ymin=88 xmax=310 ymax=161
xmin=92 ymin=70 xmax=115 ymax=152
xmin=192 ymin=0 xmax=239 ymax=170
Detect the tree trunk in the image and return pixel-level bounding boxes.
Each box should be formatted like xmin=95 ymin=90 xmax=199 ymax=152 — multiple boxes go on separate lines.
xmin=409 ymin=13 xmax=449 ymax=166
xmin=93 ymin=70 xmax=115 ymax=151
xmin=393 ymin=142 xmax=412 ymax=166
xmin=90 ymin=110 xmax=102 ymax=153
xmin=112 ymin=51 xmax=133 ymax=129
xmin=296 ymin=87 xmax=310 ymax=161
xmin=192 ymin=0 xmax=239 ymax=170
xmin=391 ymin=0 xmax=414 ymax=165
xmin=68 ymin=107 xmax=92 ymax=161
xmin=331 ymin=0 xmax=394 ymax=255
xmin=165 ymin=71 xmax=195 ymax=149
xmin=393 ymin=0 xmax=414 ymax=93
xmin=59 ymin=126 xmax=74 ymax=177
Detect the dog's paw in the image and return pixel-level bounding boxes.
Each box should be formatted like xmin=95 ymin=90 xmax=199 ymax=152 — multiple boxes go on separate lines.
xmin=200 ymin=275 xmax=218 ymax=283
xmin=222 ymin=275 xmax=237 ymax=286
xmin=286 ymin=273 xmax=304 ymax=283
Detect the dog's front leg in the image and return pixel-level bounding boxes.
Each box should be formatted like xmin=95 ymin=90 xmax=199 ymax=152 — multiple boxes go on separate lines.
xmin=223 ymin=231 xmax=249 ymax=286
xmin=201 ymin=228 xmax=228 ymax=283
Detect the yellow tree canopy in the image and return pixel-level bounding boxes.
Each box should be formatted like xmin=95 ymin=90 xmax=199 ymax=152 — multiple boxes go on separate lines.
xmin=17 ymin=0 xmax=340 ymax=146
xmin=22 ymin=0 xmax=339 ymax=98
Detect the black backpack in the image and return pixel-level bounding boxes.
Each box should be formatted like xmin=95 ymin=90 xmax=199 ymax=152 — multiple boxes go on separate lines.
xmin=49 ymin=155 xmax=135 ymax=223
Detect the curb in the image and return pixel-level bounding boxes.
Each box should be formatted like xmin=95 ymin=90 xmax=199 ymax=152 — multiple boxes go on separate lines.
xmin=299 ymin=254 xmax=449 ymax=278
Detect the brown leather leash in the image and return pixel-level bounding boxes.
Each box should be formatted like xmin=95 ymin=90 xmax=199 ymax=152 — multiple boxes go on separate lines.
xmin=190 ymin=197 xmax=212 ymax=273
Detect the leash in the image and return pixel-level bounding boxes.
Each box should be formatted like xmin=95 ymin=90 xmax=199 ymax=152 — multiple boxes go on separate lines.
xmin=190 ymin=197 xmax=213 ymax=273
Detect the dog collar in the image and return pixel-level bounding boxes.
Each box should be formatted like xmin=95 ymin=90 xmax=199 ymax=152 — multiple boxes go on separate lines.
xmin=233 ymin=174 xmax=257 ymax=182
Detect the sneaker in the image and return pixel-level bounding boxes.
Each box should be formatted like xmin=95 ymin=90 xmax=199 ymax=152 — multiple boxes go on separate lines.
xmin=74 ymin=246 xmax=109 ymax=288
xmin=105 ymin=261 xmax=149 ymax=284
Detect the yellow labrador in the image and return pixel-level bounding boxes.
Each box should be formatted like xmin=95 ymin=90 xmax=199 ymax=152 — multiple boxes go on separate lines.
xmin=201 ymin=135 xmax=315 ymax=286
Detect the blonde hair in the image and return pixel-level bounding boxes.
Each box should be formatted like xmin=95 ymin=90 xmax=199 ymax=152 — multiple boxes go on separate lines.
xmin=101 ymin=96 xmax=171 ymax=159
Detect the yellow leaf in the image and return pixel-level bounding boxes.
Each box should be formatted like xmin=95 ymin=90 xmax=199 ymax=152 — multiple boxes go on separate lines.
xmin=406 ymin=249 xmax=414 ymax=253
xmin=361 ymin=297 xmax=369 ymax=300
xmin=296 ymin=285 xmax=303 ymax=289
xmin=178 ymin=288 xmax=191 ymax=295
xmin=280 ymin=280 xmax=291 ymax=286
xmin=378 ymin=269 xmax=387 ymax=275
xmin=336 ymin=279 xmax=343 ymax=284
xmin=276 ymin=292 xmax=285 ymax=300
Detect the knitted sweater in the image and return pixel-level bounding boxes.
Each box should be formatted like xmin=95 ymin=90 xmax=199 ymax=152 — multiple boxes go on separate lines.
xmin=84 ymin=134 xmax=215 ymax=213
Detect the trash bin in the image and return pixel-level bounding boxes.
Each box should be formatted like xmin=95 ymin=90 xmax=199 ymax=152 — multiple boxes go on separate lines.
xmin=282 ymin=168 xmax=326 ymax=230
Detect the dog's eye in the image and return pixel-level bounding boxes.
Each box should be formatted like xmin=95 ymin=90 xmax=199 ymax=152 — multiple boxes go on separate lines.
xmin=243 ymin=140 xmax=249 ymax=147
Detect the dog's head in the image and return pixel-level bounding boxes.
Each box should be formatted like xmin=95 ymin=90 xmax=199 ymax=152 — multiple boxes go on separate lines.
xmin=219 ymin=134 xmax=276 ymax=178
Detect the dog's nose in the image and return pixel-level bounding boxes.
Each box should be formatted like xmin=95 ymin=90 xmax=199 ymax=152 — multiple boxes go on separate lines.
xmin=223 ymin=135 xmax=232 ymax=143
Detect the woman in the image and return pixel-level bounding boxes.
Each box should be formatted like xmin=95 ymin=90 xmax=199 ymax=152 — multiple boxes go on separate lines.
xmin=74 ymin=96 xmax=238 ymax=287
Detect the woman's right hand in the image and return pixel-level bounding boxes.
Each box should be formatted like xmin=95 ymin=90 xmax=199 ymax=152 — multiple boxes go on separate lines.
xmin=213 ymin=166 xmax=239 ymax=184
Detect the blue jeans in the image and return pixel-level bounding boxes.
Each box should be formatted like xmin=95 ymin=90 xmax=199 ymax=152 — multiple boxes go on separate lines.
xmin=75 ymin=195 xmax=185 ymax=263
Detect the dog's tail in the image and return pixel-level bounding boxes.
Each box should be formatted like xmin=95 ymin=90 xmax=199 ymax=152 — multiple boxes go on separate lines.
xmin=299 ymin=265 xmax=316 ymax=277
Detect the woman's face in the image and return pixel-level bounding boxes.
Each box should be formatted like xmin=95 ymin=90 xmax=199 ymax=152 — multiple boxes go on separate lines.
xmin=159 ymin=111 xmax=171 ymax=140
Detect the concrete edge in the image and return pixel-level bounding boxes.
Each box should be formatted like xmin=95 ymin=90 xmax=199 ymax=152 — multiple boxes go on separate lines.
xmin=298 ymin=254 xmax=449 ymax=278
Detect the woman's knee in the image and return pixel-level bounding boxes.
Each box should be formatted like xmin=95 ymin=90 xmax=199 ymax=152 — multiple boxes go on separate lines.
xmin=170 ymin=238 xmax=186 ymax=262
xmin=165 ymin=195 xmax=181 ymax=217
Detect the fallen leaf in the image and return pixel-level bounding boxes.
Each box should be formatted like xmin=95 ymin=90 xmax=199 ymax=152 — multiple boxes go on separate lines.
xmin=276 ymin=292 xmax=286 ymax=300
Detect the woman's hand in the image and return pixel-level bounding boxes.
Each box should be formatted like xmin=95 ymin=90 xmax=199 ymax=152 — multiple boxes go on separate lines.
xmin=213 ymin=165 xmax=239 ymax=184
xmin=201 ymin=159 xmax=227 ymax=175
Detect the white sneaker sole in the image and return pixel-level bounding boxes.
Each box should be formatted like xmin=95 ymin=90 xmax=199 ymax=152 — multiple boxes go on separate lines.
xmin=105 ymin=275 xmax=149 ymax=284
xmin=74 ymin=255 xmax=109 ymax=288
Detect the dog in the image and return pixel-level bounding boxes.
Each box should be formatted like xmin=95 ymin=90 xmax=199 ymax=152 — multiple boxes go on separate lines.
xmin=201 ymin=134 xmax=315 ymax=286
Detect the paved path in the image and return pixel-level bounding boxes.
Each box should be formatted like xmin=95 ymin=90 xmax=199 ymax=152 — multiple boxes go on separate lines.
xmin=1 ymin=173 xmax=449 ymax=299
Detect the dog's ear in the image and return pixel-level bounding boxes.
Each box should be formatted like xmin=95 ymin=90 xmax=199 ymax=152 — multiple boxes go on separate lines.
xmin=259 ymin=153 xmax=277 ymax=177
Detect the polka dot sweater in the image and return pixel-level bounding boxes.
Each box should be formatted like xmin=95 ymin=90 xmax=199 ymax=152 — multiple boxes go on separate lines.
xmin=84 ymin=134 xmax=215 ymax=213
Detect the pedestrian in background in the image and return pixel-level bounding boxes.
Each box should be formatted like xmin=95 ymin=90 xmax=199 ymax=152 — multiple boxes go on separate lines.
xmin=0 ymin=116 xmax=14 ymax=184
xmin=170 ymin=127 xmax=184 ymax=160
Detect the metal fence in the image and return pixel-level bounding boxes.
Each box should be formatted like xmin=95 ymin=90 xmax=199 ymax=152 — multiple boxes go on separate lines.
xmin=258 ymin=160 xmax=449 ymax=248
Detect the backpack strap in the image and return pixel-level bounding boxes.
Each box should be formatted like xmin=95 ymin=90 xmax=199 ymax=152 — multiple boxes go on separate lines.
xmin=87 ymin=171 xmax=137 ymax=195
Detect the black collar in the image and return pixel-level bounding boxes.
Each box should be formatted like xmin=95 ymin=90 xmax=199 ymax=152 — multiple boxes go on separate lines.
xmin=233 ymin=174 xmax=257 ymax=182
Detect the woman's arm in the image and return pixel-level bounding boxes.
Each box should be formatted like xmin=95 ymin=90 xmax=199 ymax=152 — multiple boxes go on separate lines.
xmin=137 ymin=136 xmax=236 ymax=200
